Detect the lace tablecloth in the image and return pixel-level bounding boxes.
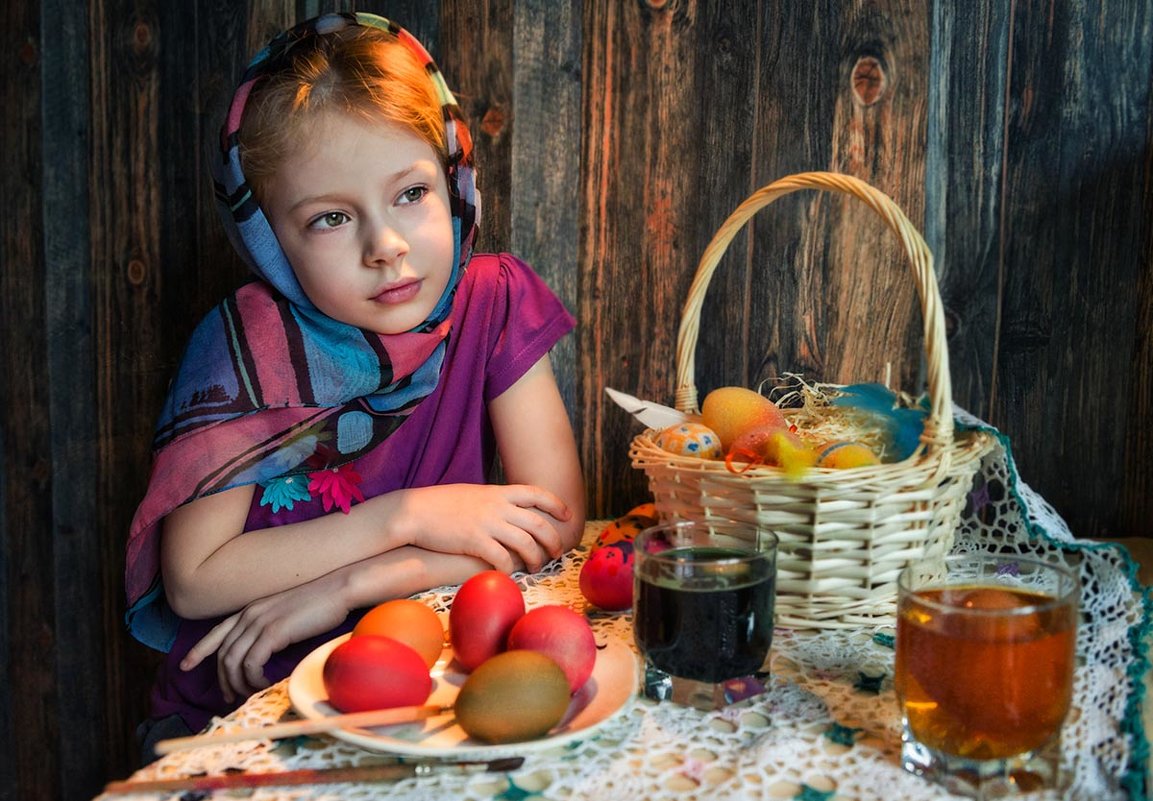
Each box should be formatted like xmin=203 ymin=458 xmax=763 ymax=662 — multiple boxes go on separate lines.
xmin=100 ymin=427 xmax=1151 ymax=801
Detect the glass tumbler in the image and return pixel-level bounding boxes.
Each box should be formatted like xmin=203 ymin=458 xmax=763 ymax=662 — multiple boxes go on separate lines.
xmin=632 ymin=520 xmax=778 ymax=710
xmin=895 ymin=553 xmax=1080 ymax=798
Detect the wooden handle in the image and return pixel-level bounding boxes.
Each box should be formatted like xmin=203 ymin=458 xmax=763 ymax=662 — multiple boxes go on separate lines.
xmin=674 ymin=171 xmax=953 ymax=450
xmin=103 ymin=763 xmax=419 ymax=794
xmin=103 ymin=756 xmax=524 ymax=795
xmin=153 ymin=703 xmax=452 ymax=755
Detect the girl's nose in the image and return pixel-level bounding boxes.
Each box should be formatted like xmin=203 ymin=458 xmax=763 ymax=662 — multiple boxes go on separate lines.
xmin=363 ymin=220 xmax=408 ymax=266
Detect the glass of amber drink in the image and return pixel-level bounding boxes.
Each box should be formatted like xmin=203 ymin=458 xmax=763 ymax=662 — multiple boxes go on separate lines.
xmin=895 ymin=554 xmax=1079 ymax=798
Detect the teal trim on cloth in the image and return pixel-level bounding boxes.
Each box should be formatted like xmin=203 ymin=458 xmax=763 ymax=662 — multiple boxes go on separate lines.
xmin=960 ymin=420 xmax=1153 ymax=801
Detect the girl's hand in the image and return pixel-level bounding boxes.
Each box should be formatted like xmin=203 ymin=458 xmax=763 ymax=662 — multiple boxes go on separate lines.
xmin=178 ymin=547 xmax=503 ymax=704
xmin=180 ymin=577 xmax=349 ymax=703
xmin=396 ymin=483 xmax=570 ymax=573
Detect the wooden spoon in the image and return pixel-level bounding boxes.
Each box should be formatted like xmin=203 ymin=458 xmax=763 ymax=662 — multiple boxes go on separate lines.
xmin=153 ymin=703 xmax=453 ymax=755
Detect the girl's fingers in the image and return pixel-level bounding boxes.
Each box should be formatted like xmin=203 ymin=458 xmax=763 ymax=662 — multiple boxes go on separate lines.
xmin=510 ymin=485 xmax=571 ymax=521
xmin=474 ymin=538 xmax=516 ymax=574
xmin=181 ymin=616 xmax=237 ymax=671
xmin=217 ymin=622 xmax=260 ymax=702
xmin=509 ymin=508 xmax=563 ymax=560
xmin=240 ymin=633 xmax=278 ymax=692
xmin=493 ymin=523 xmax=551 ymax=573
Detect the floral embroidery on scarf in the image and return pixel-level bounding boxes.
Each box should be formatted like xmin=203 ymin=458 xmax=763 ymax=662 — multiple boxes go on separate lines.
xmin=259 ymin=475 xmax=313 ymax=513
xmin=308 ymin=463 xmax=365 ymax=514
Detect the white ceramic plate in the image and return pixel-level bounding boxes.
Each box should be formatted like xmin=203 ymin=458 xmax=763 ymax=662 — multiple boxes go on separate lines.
xmin=288 ymin=633 xmax=639 ymax=757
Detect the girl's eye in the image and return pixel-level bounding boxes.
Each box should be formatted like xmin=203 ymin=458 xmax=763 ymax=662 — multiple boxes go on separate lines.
xmin=310 ymin=211 xmax=350 ymax=230
xmin=398 ymin=186 xmax=428 ymax=205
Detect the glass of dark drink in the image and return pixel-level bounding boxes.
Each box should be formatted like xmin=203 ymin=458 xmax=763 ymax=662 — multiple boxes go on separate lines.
xmin=632 ymin=520 xmax=778 ymax=710
xmin=895 ymin=554 xmax=1080 ymax=798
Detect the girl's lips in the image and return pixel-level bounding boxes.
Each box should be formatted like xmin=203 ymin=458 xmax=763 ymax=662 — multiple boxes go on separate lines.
xmin=373 ymin=280 xmax=421 ymax=305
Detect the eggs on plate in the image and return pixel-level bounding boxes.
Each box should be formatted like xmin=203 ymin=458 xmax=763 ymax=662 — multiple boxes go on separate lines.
xmin=320 ymin=572 xmax=599 ymax=744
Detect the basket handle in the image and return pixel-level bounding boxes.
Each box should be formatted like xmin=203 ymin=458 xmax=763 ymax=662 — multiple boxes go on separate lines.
xmin=674 ymin=171 xmax=954 ymax=449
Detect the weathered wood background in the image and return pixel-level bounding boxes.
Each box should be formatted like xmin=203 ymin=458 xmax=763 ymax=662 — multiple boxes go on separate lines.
xmin=2 ymin=0 xmax=1151 ymax=797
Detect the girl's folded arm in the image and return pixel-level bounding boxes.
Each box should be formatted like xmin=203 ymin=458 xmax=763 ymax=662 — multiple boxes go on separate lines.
xmin=162 ymin=461 xmax=576 ymax=619
xmin=489 ymin=354 xmax=586 ymax=553
xmin=160 ymin=483 xmax=418 ymax=619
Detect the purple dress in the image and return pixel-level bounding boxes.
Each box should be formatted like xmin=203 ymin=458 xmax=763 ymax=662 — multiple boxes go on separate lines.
xmin=148 ymin=253 xmax=575 ymax=732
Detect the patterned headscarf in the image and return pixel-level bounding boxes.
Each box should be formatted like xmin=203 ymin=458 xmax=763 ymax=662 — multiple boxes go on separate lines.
xmin=125 ymin=13 xmax=479 ymax=650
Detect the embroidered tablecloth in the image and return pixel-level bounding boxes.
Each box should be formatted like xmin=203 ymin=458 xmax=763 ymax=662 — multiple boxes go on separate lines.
xmin=100 ymin=429 xmax=1151 ymax=801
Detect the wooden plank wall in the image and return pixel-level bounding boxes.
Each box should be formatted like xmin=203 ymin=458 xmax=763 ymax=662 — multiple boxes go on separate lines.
xmin=1 ymin=0 xmax=1150 ymax=798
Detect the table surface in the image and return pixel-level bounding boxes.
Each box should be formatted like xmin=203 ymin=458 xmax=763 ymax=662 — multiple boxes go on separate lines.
xmin=97 ymin=526 xmax=1153 ymax=801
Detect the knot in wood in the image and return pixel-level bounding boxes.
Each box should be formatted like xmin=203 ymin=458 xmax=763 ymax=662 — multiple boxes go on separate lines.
xmin=126 ymin=259 xmax=148 ymax=286
xmin=851 ymin=56 xmax=886 ymax=106
xmin=131 ymin=20 xmax=154 ymax=54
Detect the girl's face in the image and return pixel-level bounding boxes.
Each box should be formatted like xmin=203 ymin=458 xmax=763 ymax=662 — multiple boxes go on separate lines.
xmin=262 ymin=111 xmax=456 ymax=334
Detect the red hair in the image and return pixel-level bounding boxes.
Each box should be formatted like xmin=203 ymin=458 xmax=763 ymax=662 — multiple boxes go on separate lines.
xmin=238 ymin=26 xmax=447 ymax=199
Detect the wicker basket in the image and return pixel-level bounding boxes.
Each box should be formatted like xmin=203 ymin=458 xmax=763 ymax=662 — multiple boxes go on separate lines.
xmin=629 ymin=171 xmax=994 ymax=628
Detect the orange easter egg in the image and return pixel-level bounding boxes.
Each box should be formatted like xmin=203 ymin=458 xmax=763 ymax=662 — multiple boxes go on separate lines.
xmin=595 ymin=513 xmax=654 ymax=548
xmin=817 ymin=441 xmax=881 ymax=469
xmin=625 ymin=502 xmax=657 ymax=519
xmin=701 ymin=387 xmax=787 ymax=450
xmin=353 ymin=599 xmax=445 ymax=668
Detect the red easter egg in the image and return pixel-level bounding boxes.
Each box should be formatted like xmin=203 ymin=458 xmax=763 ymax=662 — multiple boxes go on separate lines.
xmin=322 ymin=635 xmax=432 ymax=713
xmin=579 ymin=542 xmax=635 ymax=611
xmin=507 ymin=605 xmax=598 ymax=692
xmin=449 ymin=571 xmax=526 ymax=671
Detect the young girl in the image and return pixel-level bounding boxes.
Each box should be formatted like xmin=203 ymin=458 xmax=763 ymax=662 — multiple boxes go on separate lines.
xmin=124 ymin=12 xmax=584 ymax=751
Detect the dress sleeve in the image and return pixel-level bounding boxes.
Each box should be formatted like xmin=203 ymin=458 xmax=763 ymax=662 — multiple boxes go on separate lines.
xmin=484 ymin=253 xmax=577 ymax=402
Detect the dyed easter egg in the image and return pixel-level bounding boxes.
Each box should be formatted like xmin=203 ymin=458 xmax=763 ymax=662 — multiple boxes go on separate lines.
xmin=817 ymin=441 xmax=881 ymax=469
xmin=595 ymin=513 xmax=656 ymax=549
xmin=507 ymin=605 xmax=597 ymax=692
xmin=701 ymin=387 xmax=787 ymax=451
xmin=449 ymin=571 xmax=526 ymax=671
xmin=760 ymin=428 xmax=818 ymax=471
xmin=730 ymin=423 xmax=789 ymax=461
xmin=654 ymin=422 xmax=723 ymax=459
xmin=454 ymin=650 xmax=571 ymax=744
xmin=625 ymin=502 xmax=657 ymax=519
xmin=579 ymin=541 xmax=635 ymax=611
xmin=322 ymin=635 xmax=432 ymax=713
xmin=352 ymin=599 xmax=445 ymax=668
